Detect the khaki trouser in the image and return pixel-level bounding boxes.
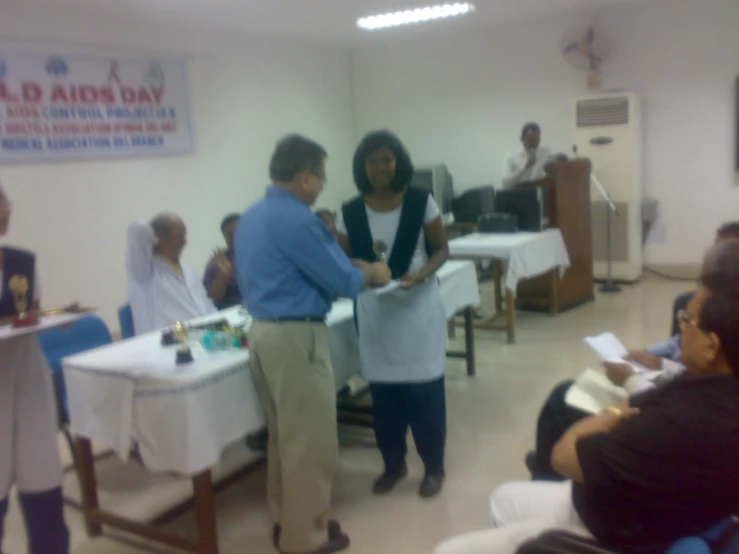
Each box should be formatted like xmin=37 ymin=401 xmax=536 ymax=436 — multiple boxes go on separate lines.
xmin=248 ymin=321 xmax=339 ymax=553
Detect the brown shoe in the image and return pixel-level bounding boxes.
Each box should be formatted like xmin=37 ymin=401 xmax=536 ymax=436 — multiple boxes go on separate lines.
xmin=280 ymin=531 xmax=350 ymax=554
xmin=273 ymin=520 xmax=342 ymax=549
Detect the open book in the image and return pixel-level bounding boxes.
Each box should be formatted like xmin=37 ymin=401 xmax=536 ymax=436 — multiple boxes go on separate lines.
xmin=565 ymin=368 xmax=628 ymax=414
xmin=583 ymin=332 xmax=648 ymax=375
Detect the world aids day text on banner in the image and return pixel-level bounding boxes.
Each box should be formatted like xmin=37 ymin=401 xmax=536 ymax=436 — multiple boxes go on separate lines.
xmin=0 ymin=47 xmax=194 ymax=162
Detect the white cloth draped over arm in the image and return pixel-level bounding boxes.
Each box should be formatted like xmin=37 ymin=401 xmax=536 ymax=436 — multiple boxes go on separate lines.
xmin=126 ymin=221 xmax=157 ymax=283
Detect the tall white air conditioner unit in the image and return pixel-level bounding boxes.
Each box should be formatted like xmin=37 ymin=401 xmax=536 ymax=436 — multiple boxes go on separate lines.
xmin=574 ymin=92 xmax=642 ymax=283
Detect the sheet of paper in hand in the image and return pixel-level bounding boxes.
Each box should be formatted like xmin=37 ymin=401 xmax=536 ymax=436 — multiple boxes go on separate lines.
xmin=583 ymin=332 xmax=649 ymax=374
xmin=367 ymin=280 xmax=400 ymax=296
xmin=565 ymin=368 xmax=628 ymax=414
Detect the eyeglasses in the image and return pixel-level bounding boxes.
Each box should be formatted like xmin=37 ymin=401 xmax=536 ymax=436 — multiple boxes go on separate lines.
xmin=677 ymin=309 xmax=699 ymax=329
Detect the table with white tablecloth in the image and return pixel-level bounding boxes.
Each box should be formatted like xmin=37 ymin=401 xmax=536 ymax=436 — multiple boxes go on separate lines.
xmin=449 ymin=229 xmax=571 ymax=343
xmin=62 ymin=259 xmax=480 ymax=554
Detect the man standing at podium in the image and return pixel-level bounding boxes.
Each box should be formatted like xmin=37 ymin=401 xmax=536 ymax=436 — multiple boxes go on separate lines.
xmin=501 ymin=122 xmax=553 ymax=188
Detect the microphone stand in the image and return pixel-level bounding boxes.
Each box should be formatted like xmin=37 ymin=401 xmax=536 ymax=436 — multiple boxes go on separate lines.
xmin=590 ymin=173 xmax=621 ymax=293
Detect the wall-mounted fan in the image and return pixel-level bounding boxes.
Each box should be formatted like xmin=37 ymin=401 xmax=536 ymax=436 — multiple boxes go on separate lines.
xmin=561 ymin=23 xmax=611 ymax=89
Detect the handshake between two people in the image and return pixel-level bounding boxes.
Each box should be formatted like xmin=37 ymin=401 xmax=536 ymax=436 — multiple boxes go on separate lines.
xmin=352 ymin=260 xmax=427 ymax=290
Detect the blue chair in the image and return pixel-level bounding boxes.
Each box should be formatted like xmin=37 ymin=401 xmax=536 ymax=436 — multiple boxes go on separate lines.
xmin=667 ymin=516 xmax=739 ymax=554
xmin=517 ymin=517 xmax=739 ymax=554
xmin=37 ymin=315 xmax=113 ymax=460
xmin=118 ymin=304 xmax=135 ymax=339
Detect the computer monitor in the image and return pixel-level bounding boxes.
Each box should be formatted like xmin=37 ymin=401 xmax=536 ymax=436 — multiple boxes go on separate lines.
xmin=452 ymin=186 xmax=495 ymax=224
xmin=410 ymin=164 xmax=454 ymax=215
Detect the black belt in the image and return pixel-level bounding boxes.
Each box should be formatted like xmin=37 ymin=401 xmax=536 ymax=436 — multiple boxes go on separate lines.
xmin=261 ymin=316 xmax=326 ymax=324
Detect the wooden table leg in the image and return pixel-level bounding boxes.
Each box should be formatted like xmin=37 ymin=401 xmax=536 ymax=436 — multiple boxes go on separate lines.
xmin=193 ymin=470 xmax=219 ymax=554
xmin=505 ymin=289 xmax=516 ymax=344
xmin=493 ymin=262 xmax=503 ymax=315
xmin=463 ymin=307 xmax=475 ymax=376
xmin=549 ymin=269 xmax=560 ymax=316
xmin=74 ymin=437 xmax=103 ymax=537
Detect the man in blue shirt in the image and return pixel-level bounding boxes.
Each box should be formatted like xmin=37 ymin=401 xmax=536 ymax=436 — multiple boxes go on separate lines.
xmin=235 ymin=134 xmax=390 ymax=554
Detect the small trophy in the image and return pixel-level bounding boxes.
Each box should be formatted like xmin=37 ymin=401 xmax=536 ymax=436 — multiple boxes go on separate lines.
xmin=373 ymin=240 xmax=388 ymax=262
xmin=173 ymin=321 xmax=194 ymax=364
xmin=9 ymin=275 xmax=39 ymax=328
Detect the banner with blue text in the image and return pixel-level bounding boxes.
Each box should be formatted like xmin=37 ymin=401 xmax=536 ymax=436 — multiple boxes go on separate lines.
xmin=0 ymin=47 xmax=193 ymax=162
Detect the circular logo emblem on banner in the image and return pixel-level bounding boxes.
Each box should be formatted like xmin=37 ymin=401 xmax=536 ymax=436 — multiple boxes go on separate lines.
xmin=45 ymin=57 xmax=69 ymax=77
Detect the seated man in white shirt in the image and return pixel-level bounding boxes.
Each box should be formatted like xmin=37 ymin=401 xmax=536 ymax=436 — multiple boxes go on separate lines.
xmin=127 ymin=213 xmax=216 ymax=334
xmin=501 ymin=122 xmax=553 ymax=188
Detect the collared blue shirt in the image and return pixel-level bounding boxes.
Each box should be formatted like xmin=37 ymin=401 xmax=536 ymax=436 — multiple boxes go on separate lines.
xmin=235 ymin=185 xmax=365 ymax=319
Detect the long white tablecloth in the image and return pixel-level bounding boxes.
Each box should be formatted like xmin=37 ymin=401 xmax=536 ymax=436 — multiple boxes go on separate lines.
xmin=448 ymin=229 xmax=571 ymax=292
xmin=63 ymin=260 xmax=480 ymax=476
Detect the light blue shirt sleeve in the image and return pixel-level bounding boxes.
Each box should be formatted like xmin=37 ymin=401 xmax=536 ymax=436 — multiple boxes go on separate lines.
xmin=286 ymin=216 xmax=365 ymax=299
xmin=645 ymin=335 xmax=681 ymax=361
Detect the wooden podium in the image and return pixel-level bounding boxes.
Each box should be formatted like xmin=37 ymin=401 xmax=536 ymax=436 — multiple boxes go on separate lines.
xmin=516 ymin=159 xmax=595 ymax=312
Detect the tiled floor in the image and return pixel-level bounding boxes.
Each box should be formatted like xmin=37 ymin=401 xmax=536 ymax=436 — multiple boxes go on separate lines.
xmin=3 ymin=275 xmax=691 ymax=554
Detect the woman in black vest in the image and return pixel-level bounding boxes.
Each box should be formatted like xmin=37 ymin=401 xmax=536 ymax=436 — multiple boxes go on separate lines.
xmin=0 ymin=185 xmax=70 ymax=554
xmin=337 ymin=131 xmax=450 ymax=498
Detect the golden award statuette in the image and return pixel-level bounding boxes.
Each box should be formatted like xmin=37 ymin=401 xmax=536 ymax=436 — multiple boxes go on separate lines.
xmin=174 ymin=321 xmax=194 ymax=365
xmin=373 ymin=240 xmax=388 ymax=263
xmin=9 ymin=275 xmax=29 ymax=314
xmin=8 ymin=275 xmax=39 ymax=327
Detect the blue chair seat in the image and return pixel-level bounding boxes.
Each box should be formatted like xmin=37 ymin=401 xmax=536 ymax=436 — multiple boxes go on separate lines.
xmin=118 ymin=304 xmax=135 ymax=339
xmin=37 ymin=314 xmax=112 ymax=423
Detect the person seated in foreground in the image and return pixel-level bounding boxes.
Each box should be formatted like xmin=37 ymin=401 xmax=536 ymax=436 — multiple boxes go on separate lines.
xmin=203 ymin=213 xmax=243 ymax=310
xmin=526 ymin=220 xmax=739 ymax=480
xmin=127 ymin=213 xmax=216 ymax=334
xmin=434 ymin=239 xmax=739 ymax=554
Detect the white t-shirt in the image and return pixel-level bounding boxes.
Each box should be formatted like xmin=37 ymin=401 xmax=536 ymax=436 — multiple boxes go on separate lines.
xmin=501 ymin=146 xmax=553 ymax=188
xmin=339 ymin=196 xmax=441 ymax=274
xmin=126 ymin=221 xmax=216 ymax=335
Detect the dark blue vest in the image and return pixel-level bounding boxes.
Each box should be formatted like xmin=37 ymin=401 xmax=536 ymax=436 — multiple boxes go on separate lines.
xmin=341 ymin=187 xmax=433 ymax=280
xmin=0 ymin=247 xmax=36 ymax=317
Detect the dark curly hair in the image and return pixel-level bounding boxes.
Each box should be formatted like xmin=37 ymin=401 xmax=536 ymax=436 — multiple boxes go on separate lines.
xmin=352 ymin=130 xmax=414 ymax=195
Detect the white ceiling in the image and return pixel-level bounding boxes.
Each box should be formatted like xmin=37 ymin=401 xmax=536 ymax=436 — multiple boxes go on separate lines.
xmin=6 ymin=0 xmax=652 ymax=46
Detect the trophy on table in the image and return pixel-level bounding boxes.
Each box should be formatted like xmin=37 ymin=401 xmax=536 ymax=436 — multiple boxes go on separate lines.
xmin=373 ymin=240 xmax=388 ymax=263
xmin=173 ymin=321 xmax=194 ymax=364
xmin=9 ymin=275 xmax=39 ymax=327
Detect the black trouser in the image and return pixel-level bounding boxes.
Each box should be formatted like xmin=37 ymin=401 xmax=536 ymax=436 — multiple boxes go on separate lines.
xmin=369 ymin=376 xmax=446 ymax=476
xmin=531 ymin=380 xmax=589 ymax=481
xmin=0 ymin=488 xmax=70 ymax=554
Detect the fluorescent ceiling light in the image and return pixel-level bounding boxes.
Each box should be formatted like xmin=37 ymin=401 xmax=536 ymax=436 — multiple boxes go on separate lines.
xmin=357 ymin=3 xmax=475 ymax=31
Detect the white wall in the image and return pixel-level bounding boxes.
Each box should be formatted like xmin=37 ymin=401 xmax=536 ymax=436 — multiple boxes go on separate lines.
xmin=0 ymin=6 xmax=357 ymax=329
xmin=351 ymin=0 xmax=739 ymax=265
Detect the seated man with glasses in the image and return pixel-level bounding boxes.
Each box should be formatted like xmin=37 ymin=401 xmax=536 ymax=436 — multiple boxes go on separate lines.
xmin=434 ymin=239 xmax=739 ymax=554
xmin=524 ymin=220 xmax=739 ymax=481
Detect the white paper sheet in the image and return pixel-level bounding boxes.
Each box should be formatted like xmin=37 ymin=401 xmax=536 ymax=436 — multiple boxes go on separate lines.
xmin=583 ymin=332 xmax=648 ymax=374
xmin=565 ymin=368 xmax=628 ymax=414
xmin=367 ymin=280 xmax=400 ymax=296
